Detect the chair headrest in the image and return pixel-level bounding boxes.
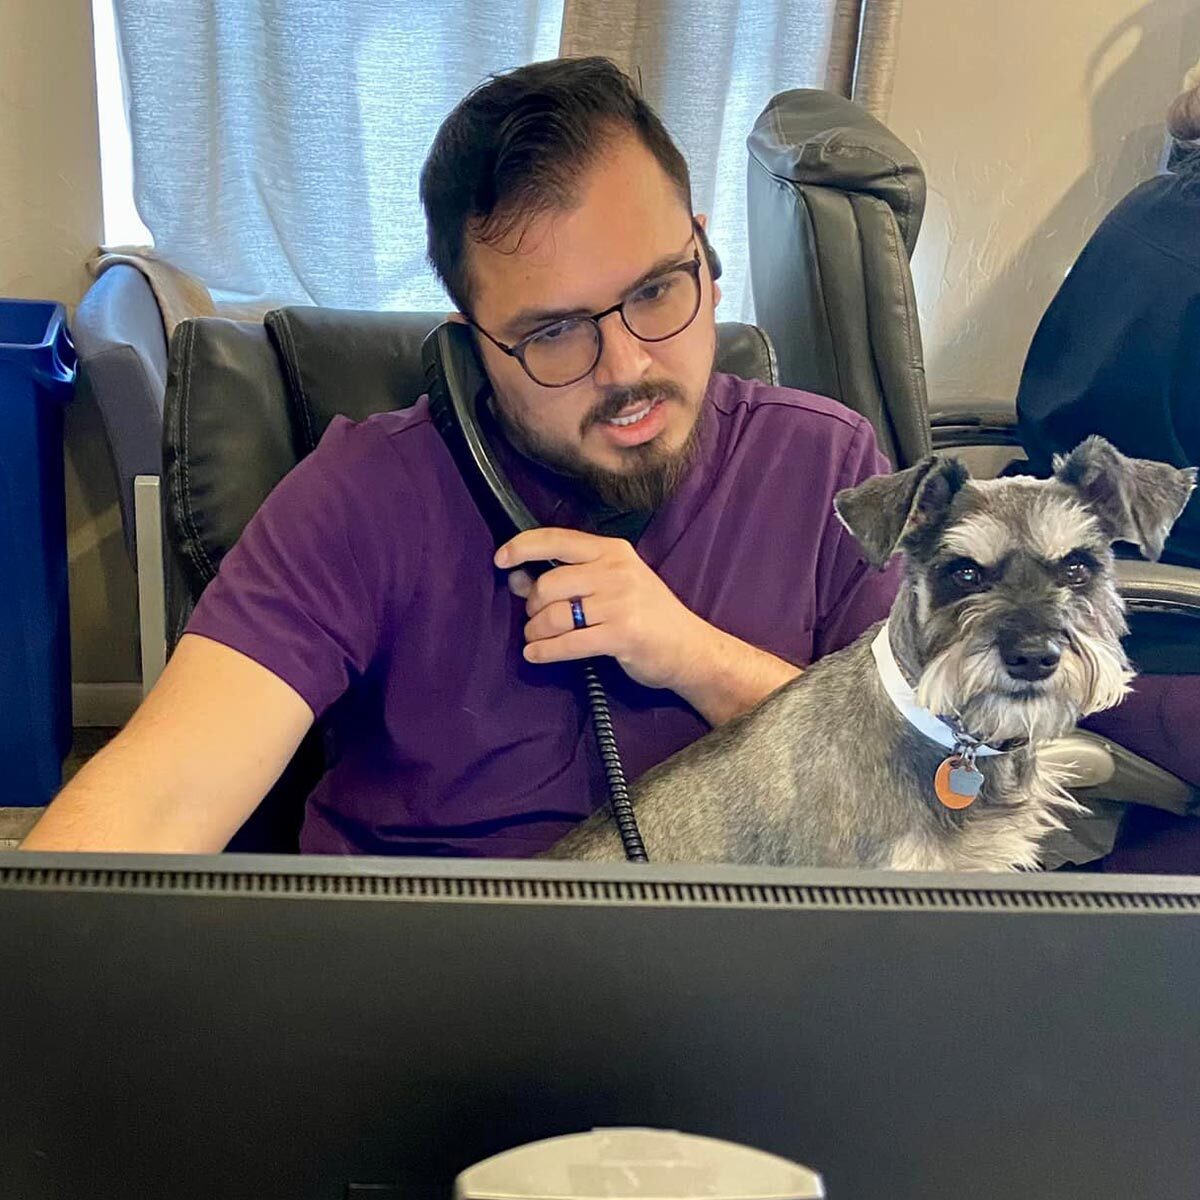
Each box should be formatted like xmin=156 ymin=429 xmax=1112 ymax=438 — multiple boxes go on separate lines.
xmin=747 ymin=88 xmax=926 ymax=254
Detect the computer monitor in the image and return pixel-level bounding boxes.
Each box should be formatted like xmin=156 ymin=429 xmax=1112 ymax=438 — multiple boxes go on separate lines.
xmin=2 ymin=852 xmax=1198 ymax=1200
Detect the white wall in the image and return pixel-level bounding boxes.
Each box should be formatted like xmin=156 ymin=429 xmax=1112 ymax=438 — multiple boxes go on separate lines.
xmin=888 ymin=0 xmax=1200 ymax=407
xmin=0 ymin=1 xmax=100 ymax=311
xmin=0 ymin=0 xmax=139 ymax=693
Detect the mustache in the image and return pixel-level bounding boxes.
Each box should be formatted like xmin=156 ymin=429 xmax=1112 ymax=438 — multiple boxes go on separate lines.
xmin=582 ymin=380 xmax=687 ymax=435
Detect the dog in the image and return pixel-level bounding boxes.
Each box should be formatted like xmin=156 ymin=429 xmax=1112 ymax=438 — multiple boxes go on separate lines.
xmin=548 ymin=437 xmax=1195 ymax=871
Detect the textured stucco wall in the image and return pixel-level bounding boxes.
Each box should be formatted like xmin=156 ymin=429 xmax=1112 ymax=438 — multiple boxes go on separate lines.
xmin=888 ymin=0 xmax=1200 ymax=407
xmin=0 ymin=1 xmax=101 ymax=306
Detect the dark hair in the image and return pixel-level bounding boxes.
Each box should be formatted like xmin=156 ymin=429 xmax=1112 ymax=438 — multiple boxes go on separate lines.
xmin=1168 ymin=76 xmax=1200 ymax=142
xmin=420 ymin=56 xmax=692 ymax=313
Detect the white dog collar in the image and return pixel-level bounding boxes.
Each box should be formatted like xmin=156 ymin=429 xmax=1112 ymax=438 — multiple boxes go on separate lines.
xmin=870 ymin=622 xmax=1003 ymax=758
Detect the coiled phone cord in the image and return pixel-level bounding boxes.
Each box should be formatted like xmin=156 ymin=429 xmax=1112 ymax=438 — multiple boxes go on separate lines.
xmin=420 ymin=329 xmax=649 ymax=864
xmin=583 ymin=663 xmax=648 ymax=863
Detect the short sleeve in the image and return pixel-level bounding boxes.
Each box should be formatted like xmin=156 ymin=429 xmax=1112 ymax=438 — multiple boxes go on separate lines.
xmin=812 ymin=419 xmax=902 ymax=659
xmin=185 ymin=416 xmax=421 ymax=718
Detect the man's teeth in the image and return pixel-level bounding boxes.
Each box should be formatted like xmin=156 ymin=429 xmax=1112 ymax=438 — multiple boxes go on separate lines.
xmin=605 ymin=400 xmax=656 ymax=427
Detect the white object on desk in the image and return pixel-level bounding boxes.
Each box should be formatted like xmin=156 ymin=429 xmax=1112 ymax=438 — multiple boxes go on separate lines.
xmin=455 ymin=1127 xmax=825 ymax=1199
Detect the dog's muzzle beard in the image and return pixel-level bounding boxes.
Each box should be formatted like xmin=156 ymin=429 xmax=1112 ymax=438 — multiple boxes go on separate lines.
xmin=914 ymin=606 xmax=1134 ymax=747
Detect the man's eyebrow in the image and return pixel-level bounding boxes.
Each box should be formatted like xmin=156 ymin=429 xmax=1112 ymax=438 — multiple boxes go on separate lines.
xmin=501 ymin=236 xmax=695 ymax=340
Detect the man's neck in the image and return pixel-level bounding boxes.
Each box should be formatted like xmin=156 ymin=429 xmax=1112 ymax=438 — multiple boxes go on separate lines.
xmin=587 ymin=504 xmax=654 ymax=545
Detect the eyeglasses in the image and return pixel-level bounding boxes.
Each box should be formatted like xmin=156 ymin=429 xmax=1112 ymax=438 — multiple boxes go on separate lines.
xmin=468 ymin=247 xmax=705 ymax=388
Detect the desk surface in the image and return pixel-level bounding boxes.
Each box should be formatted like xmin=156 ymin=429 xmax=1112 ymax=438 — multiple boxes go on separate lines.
xmin=0 ymin=807 xmax=41 ymax=847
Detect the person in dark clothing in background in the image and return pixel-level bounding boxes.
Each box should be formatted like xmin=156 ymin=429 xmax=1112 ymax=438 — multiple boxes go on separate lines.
xmin=1017 ymin=64 xmax=1200 ymax=872
xmin=1020 ymin=67 xmax=1200 ymax=568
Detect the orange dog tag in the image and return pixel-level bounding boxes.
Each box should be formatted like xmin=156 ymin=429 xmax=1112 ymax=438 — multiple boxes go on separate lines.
xmin=935 ymin=756 xmax=982 ymax=810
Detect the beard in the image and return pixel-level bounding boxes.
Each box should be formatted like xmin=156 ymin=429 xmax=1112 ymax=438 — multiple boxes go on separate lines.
xmin=492 ymin=378 xmax=706 ymax=511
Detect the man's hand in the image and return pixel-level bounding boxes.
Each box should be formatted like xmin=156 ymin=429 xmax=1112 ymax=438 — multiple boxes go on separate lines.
xmin=497 ymin=528 xmax=708 ymax=689
xmin=496 ymin=528 xmax=800 ymax=726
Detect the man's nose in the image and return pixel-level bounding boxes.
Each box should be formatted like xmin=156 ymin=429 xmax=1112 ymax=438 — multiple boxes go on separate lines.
xmin=591 ymin=312 xmax=653 ymax=389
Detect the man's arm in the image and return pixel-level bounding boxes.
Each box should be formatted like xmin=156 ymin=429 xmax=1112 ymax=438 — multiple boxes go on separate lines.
xmin=663 ymin=624 xmax=801 ymax=726
xmin=19 ymin=634 xmax=314 ymax=853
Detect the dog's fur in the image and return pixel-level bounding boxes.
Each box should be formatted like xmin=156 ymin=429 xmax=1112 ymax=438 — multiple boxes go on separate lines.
xmin=548 ymin=437 xmax=1195 ymax=871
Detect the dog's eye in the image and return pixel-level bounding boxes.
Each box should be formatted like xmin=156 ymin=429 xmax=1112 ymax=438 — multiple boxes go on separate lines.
xmin=1062 ymin=559 xmax=1092 ymax=589
xmin=951 ymin=563 xmax=985 ymax=590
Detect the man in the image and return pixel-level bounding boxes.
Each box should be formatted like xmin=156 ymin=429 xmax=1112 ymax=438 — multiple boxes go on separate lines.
xmin=23 ymin=57 xmax=899 ymax=856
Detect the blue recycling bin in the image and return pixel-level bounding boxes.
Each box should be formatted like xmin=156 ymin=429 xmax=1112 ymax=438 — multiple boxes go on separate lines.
xmin=0 ymin=300 xmax=76 ymax=806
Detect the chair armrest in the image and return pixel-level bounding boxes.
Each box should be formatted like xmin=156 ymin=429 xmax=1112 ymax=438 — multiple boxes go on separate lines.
xmin=929 ymin=400 xmax=1020 ymax=450
xmin=1036 ymin=729 xmax=1199 ymax=869
xmin=1043 ymin=730 xmax=1198 ymax=816
xmin=1115 ymin=560 xmax=1200 ymax=617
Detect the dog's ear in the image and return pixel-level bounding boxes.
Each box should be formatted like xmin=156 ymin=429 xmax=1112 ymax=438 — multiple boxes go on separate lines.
xmin=1053 ymin=436 xmax=1196 ymax=561
xmin=835 ymin=456 xmax=969 ymax=569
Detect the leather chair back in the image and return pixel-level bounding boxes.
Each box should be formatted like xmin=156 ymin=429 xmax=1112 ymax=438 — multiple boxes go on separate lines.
xmin=747 ymin=88 xmax=931 ymax=468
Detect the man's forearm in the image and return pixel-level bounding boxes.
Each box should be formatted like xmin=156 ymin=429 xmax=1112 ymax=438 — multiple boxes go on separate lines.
xmin=672 ymin=622 xmax=801 ymax=727
xmin=20 ymin=727 xmax=235 ymax=854
xmin=19 ymin=634 xmax=314 ymax=853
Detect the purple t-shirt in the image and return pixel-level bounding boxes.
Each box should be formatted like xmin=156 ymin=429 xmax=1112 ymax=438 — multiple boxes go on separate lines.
xmin=188 ymin=372 xmax=900 ymax=856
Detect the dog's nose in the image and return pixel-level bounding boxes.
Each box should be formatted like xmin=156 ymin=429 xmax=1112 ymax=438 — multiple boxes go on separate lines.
xmin=999 ymin=634 xmax=1062 ymax=682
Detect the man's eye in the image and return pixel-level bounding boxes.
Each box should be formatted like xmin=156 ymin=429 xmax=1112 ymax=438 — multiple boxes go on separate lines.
xmin=1062 ymin=558 xmax=1092 ymax=588
xmin=531 ymin=320 xmax=575 ymax=344
xmin=951 ymin=562 xmax=985 ymax=590
xmin=632 ymin=276 xmax=676 ymax=305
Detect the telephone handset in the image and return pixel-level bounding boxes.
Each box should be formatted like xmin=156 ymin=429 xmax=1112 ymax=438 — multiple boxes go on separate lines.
xmin=421 ymin=320 xmax=647 ymax=862
xmin=422 ymin=320 xmax=556 ymax=575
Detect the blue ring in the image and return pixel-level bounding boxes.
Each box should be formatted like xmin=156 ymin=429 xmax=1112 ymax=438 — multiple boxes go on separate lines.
xmin=570 ymin=597 xmax=588 ymax=630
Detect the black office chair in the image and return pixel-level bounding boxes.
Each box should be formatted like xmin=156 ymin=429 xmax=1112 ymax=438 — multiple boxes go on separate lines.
xmin=163 ymin=312 xmax=778 ymax=851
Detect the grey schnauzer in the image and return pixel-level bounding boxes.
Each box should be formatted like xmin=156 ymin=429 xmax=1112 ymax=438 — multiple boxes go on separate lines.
xmin=549 ymin=437 xmax=1195 ymax=871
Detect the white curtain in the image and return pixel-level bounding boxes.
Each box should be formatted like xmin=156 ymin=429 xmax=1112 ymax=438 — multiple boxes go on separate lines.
xmin=560 ymin=0 xmax=844 ymax=320
xmin=823 ymin=0 xmax=903 ymax=119
xmin=112 ymin=0 xmax=890 ymax=319
xmin=112 ymin=0 xmax=563 ymax=309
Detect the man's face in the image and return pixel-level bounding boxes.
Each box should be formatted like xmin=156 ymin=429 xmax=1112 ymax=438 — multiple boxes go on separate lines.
xmin=464 ymin=133 xmax=721 ymax=509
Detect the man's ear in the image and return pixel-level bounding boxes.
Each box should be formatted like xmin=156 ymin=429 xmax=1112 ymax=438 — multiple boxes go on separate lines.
xmin=693 ymin=212 xmax=723 ymax=307
xmin=834 ymin=456 xmax=969 ymax=569
xmin=447 ymin=311 xmax=468 ymax=325
xmin=1053 ymin=436 xmax=1197 ymax=561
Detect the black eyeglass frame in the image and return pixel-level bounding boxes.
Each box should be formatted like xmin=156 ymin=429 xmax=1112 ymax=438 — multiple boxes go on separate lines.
xmin=467 ymin=240 xmax=705 ymax=388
